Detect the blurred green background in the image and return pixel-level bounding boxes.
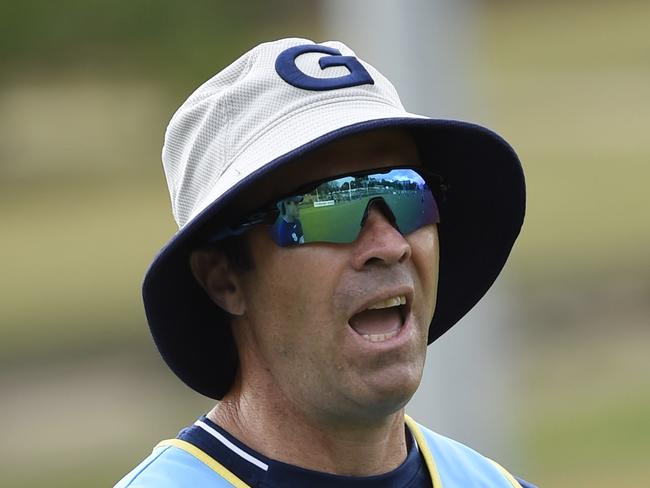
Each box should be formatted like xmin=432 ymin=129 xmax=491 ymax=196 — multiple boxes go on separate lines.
xmin=1 ymin=1 xmax=648 ymax=487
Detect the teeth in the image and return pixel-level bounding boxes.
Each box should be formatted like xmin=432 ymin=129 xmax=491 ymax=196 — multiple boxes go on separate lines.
xmin=361 ymin=330 xmax=400 ymax=342
xmin=366 ymin=295 xmax=406 ymax=310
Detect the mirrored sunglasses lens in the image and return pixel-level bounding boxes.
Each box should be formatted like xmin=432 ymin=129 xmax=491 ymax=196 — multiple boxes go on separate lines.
xmin=271 ymin=169 xmax=438 ymax=246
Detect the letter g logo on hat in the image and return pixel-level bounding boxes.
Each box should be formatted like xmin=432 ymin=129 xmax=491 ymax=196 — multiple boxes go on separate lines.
xmin=275 ymin=44 xmax=374 ymax=91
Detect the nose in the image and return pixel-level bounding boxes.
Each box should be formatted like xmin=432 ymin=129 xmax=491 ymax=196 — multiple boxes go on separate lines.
xmin=351 ymin=202 xmax=412 ymax=269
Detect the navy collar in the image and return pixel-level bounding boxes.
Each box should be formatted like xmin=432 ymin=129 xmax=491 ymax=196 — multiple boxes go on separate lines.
xmin=177 ymin=415 xmax=428 ymax=488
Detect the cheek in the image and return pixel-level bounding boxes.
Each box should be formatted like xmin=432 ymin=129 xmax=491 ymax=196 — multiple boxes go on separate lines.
xmin=241 ymin=245 xmax=354 ymax=400
xmin=408 ymin=225 xmax=440 ymax=318
xmin=243 ymin=241 xmax=347 ymax=350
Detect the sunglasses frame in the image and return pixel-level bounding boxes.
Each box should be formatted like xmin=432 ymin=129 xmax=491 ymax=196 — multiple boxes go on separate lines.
xmin=207 ymin=166 xmax=448 ymax=244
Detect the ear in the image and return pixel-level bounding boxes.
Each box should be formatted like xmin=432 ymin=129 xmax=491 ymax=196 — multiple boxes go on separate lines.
xmin=190 ymin=248 xmax=246 ymax=316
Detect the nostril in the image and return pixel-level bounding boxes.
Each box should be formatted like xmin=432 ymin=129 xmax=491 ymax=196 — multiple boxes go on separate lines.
xmin=364 ymin=257 xmax=383 ymax=267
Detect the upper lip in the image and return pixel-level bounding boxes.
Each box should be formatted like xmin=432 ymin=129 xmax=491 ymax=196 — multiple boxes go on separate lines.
xmin=348 ymin=287 xmax=414 ymax=322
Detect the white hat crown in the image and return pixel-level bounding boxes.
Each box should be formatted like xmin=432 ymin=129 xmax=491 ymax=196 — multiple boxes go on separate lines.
xmin=161 ymin=38 xmax=412 ymax=228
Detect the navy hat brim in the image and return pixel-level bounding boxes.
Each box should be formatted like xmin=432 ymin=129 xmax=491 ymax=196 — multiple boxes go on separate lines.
xmin=143 ymin=117 xmax=525 ymax=399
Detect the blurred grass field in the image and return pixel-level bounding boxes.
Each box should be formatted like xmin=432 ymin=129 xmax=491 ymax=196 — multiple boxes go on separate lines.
xmin=1 ymin=1 xmax=649 ymax=487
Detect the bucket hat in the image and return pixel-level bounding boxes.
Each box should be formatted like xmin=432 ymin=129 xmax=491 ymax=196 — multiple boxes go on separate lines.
xmin=143 ymin=38 xmax=525 ymax=399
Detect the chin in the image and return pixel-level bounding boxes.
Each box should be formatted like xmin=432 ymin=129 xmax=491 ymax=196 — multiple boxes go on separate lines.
xmin=355 ymin=369 xmax=422 ymax=418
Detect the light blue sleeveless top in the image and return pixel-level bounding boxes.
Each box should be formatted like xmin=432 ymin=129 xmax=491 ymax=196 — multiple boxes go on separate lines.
xmin=114 ymin=415 xmax=526 ymax=487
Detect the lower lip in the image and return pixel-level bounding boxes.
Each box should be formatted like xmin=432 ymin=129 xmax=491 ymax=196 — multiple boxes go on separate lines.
xmin=347 ymin=311 xmax=415 ymax=351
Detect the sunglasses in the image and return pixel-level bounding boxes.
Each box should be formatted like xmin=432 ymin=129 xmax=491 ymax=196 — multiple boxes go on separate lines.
xmin=209 ymin=167 xmax=445 ymax=247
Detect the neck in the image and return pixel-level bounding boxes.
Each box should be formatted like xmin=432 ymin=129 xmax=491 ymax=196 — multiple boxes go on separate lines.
xmin=207 ymin=386 xmax=408 ymax=476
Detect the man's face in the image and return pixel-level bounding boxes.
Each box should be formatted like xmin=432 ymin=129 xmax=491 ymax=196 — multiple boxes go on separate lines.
xmin=231 ymin=129 xmax=439 ymax=426
xmin=284 ymin=200 xmax=300 ymax=222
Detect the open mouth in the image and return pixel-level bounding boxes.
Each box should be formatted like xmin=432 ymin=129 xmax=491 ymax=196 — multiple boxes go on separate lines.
xmin=348 ymin=295 xmax=408 ymax=343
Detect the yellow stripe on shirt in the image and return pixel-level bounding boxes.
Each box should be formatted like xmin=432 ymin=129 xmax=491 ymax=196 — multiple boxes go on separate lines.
xmin=488 ymin=458 xmax=524 ymax=488
xmin=155 ymin=439 xmax=252 ymax=488
xmin=405 ymin=414 xmax=443 ymax=488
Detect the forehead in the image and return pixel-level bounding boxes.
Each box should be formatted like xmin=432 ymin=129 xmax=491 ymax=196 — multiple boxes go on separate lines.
xmin=260 ymin=128 xmax=420 ymax=200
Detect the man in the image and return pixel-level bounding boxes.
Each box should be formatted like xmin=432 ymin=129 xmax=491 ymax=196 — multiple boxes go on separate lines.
xmin=115 ymin=38 xmax=532 ymax=487
xmin=271 ymin=196 xmax=305 ymax=245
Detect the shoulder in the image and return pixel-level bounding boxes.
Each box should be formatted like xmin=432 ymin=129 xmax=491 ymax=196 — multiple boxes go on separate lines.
xmin=113 ymin=442 xmax=232 ymax=488
xmin=406 ymin=416 xmax=538 ymax=488
xmin=271 ymin=219 xmax=291 ymax=244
